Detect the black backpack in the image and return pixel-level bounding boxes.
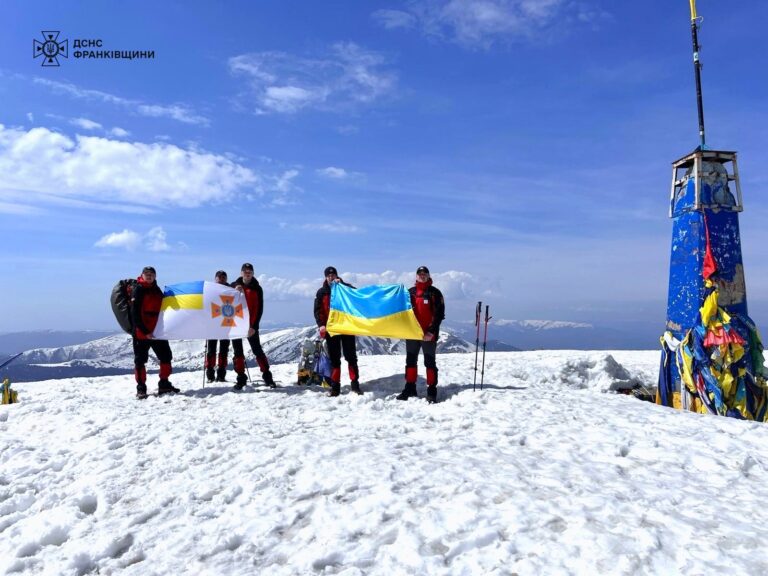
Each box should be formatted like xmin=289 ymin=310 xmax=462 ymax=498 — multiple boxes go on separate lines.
xmin=110 ymin=279 xmax=138 ymax=334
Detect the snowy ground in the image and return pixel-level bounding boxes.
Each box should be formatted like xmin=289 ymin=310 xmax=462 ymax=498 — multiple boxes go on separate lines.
xmin=2 ymin=350 xmax=768 ymax=575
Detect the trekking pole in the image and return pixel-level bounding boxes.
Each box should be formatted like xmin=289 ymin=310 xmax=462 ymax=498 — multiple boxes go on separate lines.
xmin=480 ymin=305 xmax=491 ymax=389
xmin=473 ymin=301 xmax=482 ymax=391
xmin=245 ymin=358 xmax=252 ymax=384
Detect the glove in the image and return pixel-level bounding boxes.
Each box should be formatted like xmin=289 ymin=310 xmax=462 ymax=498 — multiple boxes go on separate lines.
xmin=423 ymin=332 xmax=435 ymax=342
xmin=319 ymin=326 xmax=327 ymax=338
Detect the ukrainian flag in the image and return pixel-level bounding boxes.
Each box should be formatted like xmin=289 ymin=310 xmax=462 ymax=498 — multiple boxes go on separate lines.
xmin=153 ymin=281 xmax=249 ymax=340
xmin=160 ymin=281 xmax=205 ymax=311
xmin=327 ymin=283 xmax=424 ymax=340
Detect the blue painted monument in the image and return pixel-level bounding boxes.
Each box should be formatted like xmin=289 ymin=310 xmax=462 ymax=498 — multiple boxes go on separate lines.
xmin=658 ymin=3 xmax=768 ymax=419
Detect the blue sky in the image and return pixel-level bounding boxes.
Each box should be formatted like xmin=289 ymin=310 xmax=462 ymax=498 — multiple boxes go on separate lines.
xmin=1 ymin=0 xmax=768 ymax=340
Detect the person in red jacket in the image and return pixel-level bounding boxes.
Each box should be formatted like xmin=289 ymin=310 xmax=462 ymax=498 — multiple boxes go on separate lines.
xmin=314 ymin=266 xmax=361 ymax=396
xmin=397 ymin=266 xmax=445 ymax=403
xmin=205 ymin=269 xmax=231 ymax=383
xmin=130 ymin=266 xmax=178 ymax=399
xmin=231 ymin=262 xmax=276 ymax=390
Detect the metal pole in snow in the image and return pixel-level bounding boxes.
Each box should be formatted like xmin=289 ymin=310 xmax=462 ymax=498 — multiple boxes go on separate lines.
xmin=480 ymin=305 xmax=491 ymax=389
xmin=473 ymin=301 xmax=482 ymax=391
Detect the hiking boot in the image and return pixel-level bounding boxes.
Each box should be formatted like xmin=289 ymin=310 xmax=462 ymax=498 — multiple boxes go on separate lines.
xmin=426 ymin=385 xmax=437 ymax=404
xmin=235 ymin=373 xmax=247 ymax=387
xmin=136 ymin=384 xmax=148 ymax=400
xmin=350 ymin=380 xmax=363 ymax=395
xmin=233 ymin=382 xmax=246 ymax=391
xmin=216 ymin=368 xmax=227 ymax=382
xmin=262 ymin=370 xmax=277 ymax=389
xmin=206 ymin=368 xmax=215 ymax=383
xmin=328 ymin=382 xmax=341 ymax=397
xmin=396 ymin=382 xmax=418 ymax=401
xmin=157 ymin=380 xmax=180 ymax=395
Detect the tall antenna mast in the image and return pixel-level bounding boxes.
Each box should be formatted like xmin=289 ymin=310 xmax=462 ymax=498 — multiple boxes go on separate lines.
xmin=689 ymin=0 xmax=706 ymax=147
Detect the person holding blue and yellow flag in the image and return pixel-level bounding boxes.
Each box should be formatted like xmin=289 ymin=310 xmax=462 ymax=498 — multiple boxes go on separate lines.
xmin=131 ymin=266 xmax=178 ymax=399
xmin=397 ymin=266 xmax=445 ymax=403
xmin=314 ymin=266 xmax=362 ymax=397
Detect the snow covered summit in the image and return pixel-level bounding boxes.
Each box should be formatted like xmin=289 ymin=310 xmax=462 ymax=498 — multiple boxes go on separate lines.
xmin=4 ymin=350 xmax=768 ymax=575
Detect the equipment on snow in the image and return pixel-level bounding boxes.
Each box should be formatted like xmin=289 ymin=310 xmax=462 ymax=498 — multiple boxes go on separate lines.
xmin=2 ymin=378 xmax=18 ymax=405
xmin=480 ymin=305 xmax=492 ymax=389
xmin=316 ymin=347 xmax=332 ymax=387
xmin=110 ymin=278 xmax=138 ymax=334
xmin=473 ymin=301 xmax=482 ymax=391
xmin=297 ymin=338 xmax=328 ymax=385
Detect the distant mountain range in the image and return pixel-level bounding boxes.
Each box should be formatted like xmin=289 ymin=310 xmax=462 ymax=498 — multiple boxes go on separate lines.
xmin=1 ymin=317 xmax=663 ymax=383
xmin=0 ymin=330 xmax=114 ymax=355
xmin=448 ymin=319 xmax=661 ymax=351
xmin=3 ymin=326 xmax=492 ymax=382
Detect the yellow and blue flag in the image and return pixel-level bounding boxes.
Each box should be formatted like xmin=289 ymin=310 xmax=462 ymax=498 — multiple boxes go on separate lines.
xmin=153 ymin=281 xmax=249 ymax=340
xmin=327 ymin=283 xmax=424 ymax=340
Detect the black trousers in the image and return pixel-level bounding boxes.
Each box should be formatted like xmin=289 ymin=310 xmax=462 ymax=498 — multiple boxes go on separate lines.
xmin=206 ymin=339 xmax=230 ymax=357
xmin=133 ymin=338 xmax=172 ymax=367
xmin=231 ymin=333 xmax=267 ymax=362
xmin=326 ymin=334 xmax=358 ymax=368
xmin=405 ymin=339 xmax=437 ymax=369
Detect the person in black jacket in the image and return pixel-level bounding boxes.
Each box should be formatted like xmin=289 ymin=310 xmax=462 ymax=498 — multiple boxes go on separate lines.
xmin=313 ymin=266 xmax=361 ymax=396
xmin=205 ymin=270 xmax=231 ymax=383
xmin=397 ymin=266 xmax=445 ymax=403
xmin=130 ymin=266 xmax=178 ymax=399
xmin=231 ymin=262 xmax=276 ymax=390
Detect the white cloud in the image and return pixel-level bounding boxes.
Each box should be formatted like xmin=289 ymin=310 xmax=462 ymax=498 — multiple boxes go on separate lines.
xmin=110 ymin=127 xmax=130 ymax=138
xmin=228 ymin=43 xmax=397 ymax=115
xmin=0 ymin=124 xmax=259 ymax=209
xmin=265 ymin=169 xmax=302 ymax=206
xmin=335 ymin=270 xmax=480 ymax=300
xmin=94 ymin=226 xmax=176 ymax=252
xmin=0 ymin=201 xmax=41 ymax=215
xmin=371 ymin=9 xmax=418 ymax=29
xmin=136 ymin=104 xmax=208 ymax=126
xmin=373 ymin=0 xmax=599 ymax=48
xmin=251 ymin=269 xmax=481 ymax=302
xmin=26 ymin=112 xmax=34 ymax=123
xmin=336 ymin=125 xmax=359 ymax=135
xmin=145 ymin=226 xmax=170 ymax=252
xmin=257 ymin=275 xmax=319 ymax=300
xmin=32 ymin=78 xmax=209 ymax=126
xmin=301 ymin=222 xmax=363 ymax=234
xmin=94 ymin=229 xmax=142 ymax=250
xmin=70 ymin=117 xmax=102 ymax=131
xmin=316 ymin=167 xmax=349 ymax=179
